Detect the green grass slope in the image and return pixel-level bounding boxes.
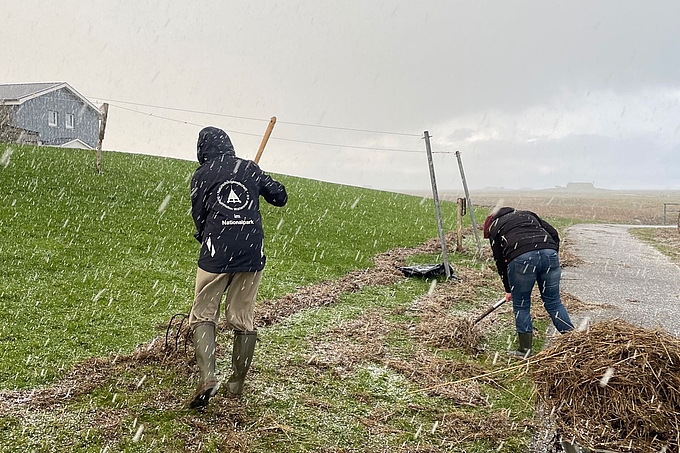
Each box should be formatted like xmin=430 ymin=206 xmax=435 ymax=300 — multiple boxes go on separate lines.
xmin=0 ymin=145 xmax=538 ymax=453
xmin=0 ymin=145 xmax=456 ymax=389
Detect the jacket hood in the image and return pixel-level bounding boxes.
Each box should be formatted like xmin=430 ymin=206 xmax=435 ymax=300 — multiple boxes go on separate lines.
xmin=197 ymin=126 xmax=235 ymax=163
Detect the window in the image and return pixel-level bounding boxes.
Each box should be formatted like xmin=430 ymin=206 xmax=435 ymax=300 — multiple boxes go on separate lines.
xmin=65 ymin=113 xmax=75 ymax=129
xmin=48 ymin=110 xmax=58 ymax=127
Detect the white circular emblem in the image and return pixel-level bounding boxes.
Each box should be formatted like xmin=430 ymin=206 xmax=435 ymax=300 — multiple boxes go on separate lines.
xmin=217 ymin=181 xmax=250 ymax=211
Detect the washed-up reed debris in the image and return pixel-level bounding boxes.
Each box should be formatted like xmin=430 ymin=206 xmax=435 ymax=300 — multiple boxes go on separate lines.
xmin=528 ymin=319 xmax=680 ymax=453
xmin=386 ymin=350 xmax=491 ymax=406
xmin=413 ymin=316 xmax=483 ymax=354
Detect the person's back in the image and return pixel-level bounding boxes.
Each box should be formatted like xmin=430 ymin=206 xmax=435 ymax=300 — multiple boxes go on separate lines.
xmin=484 ymin=206 xmax=572 ymax=358
xmin=188 ymin=126 xmax=287 ymax=408
xmin=191 ymin=127 xmax=287 ymax=274
xmin=490 ymin=207 xmax=559 ymax=265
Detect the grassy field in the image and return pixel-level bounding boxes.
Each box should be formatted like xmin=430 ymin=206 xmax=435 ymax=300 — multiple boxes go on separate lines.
xmin=5 ymin=144 xmax=674 ymax=452
xmin=0 ymin=145 xmax=547 ymax=452
xmin=629 ymin=227 xmax=680 ymax=266
xmin=0 ymin=145 xmax=458 ymax=389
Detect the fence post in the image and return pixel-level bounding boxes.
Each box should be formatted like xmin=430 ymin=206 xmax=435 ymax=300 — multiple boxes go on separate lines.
xmin=423 ymin=131 xmax=451 ymax=279
xmin=456 ymin=197 xmax=465 ymax=252
xmin=95 ymin=103 xmax=109 ymax=174
xmin=455 ymin=150 xmax=482 ymax=257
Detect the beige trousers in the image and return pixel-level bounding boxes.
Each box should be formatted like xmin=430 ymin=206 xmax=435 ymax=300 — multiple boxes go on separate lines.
xmin=188 ymin=267 xmax=263 ymax=331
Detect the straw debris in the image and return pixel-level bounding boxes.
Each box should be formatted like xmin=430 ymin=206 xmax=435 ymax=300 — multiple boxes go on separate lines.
xmin=528 ymin=318 xmax=680 ymax=452
xmin=413 ymin=316 xmax=483 ymax=354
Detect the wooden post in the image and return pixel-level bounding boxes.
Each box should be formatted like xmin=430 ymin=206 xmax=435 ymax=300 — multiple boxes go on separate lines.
xmin=423 ymin=131 xmax=451 ymax=279
xmin=455 ymin=150 xmax=482 ymax=257
xmin=95 ymin=103 xmax=109 ymax=174
xmin=456 ymin=197 xmax=466 ymax=252
xmin=254 ymin=116 xmax=276 ymax=164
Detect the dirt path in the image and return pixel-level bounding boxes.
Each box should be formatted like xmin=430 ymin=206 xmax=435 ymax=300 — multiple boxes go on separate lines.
xmin=561 ymin=224 xmax=680 ymax=336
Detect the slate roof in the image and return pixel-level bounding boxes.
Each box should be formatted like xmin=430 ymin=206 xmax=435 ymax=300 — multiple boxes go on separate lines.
xmin=0 ymin=82 xmax=100 ymax=113
xmin=0 ymin=82 xmax=63 ymax=102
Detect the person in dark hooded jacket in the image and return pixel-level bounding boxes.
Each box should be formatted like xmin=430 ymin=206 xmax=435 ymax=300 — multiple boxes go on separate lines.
xmin=483 ymin=207 xmax=573 ymax=358
xmin=188 ymin=126 xmax=287 ymax=408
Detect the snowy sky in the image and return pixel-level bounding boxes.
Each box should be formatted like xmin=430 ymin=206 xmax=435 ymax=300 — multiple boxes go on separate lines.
xmin=2 ymin=0 xmax=680 ymax=191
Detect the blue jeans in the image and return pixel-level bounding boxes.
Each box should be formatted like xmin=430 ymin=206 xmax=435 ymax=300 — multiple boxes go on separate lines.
xmin=507 ymin=249 xmax=573 ymax=334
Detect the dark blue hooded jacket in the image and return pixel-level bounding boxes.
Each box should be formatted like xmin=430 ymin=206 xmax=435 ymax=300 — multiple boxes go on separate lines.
xmin=191 ymin=126 xmax=288 ymax=273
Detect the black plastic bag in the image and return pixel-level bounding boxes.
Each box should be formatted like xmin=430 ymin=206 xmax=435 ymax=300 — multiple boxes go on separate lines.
xmin=397 ymin=263 xmax=457 ymax=279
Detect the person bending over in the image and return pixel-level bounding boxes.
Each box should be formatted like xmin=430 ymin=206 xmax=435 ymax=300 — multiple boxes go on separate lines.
xmin=484 ymin=207 xmax=573 ymax=358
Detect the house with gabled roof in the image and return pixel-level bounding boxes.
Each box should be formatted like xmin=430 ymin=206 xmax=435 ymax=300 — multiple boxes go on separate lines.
xmin=0 ymin=82 xmax=101 ymax=149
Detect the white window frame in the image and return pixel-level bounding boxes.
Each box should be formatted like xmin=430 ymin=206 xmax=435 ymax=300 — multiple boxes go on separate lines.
xmin=65 ymin=113 xmax=75 ymax=129
xmin=48 ymin=110 xmax=58 ymax=127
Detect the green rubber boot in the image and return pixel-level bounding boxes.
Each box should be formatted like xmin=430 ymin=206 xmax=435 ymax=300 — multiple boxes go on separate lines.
xmin=509 ymin=332 xmax=533 ymax=359
xmin=226 ymin=330 xmax=257 ymax=396
xmin=189 ymin=323 xmax=218 ymax=409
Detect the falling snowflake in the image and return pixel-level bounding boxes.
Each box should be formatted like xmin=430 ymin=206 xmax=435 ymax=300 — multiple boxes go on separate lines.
xmin=0 ymin=147 xmax=13 ymax=168
xmin=132 ymin=424 xmax=145 ymax=442
xmin=599 ymin=367 xmax=615 ymax=387
xmin=158 ymin=194 xmax=172 ymax=213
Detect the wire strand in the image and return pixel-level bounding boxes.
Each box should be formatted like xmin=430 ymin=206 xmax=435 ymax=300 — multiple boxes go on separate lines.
xmin=108 ymin=103 xmax=454 ymax=155
xmin=94 ymin=96 xmax=421 ymax=137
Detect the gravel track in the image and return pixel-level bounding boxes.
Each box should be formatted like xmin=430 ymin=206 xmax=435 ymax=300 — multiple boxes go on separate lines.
xmin=561 ymin=223 xmax=680 ymax=336
xmin=531 ymin=224 xmax=680 ymax=452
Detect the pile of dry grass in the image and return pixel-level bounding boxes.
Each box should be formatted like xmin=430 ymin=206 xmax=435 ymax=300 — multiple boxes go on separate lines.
xmin=307 ymin=310 xmax=397 ymax=376
xmin=385 ymin=351 xmax=490 ymax=407
xmin=412 ymin=316 xmax=483 ymax=354
xmin=529 ymin=319 xmax=680 ymax=452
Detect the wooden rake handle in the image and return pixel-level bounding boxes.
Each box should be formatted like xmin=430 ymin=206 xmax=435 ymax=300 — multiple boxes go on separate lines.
xmin=254 ymin=116 xmax=277 ymax=164
xmin=473 ymin=297 xmax=507 ymax=325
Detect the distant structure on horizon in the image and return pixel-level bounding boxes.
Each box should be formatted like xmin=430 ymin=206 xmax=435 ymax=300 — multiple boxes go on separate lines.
xmin=0 ymin=82 xmax=101 ymax=149
xmin=565 ymin=181 xmax=597 ymax=192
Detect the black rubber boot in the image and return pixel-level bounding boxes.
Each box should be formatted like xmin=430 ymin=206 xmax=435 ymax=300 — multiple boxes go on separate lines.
xmin=226 ymin=330 xmax=257 ymax=396
xmin=508 ymin=332 xmax=533 ymax=359
xmin=189 ymin=323 xmax=218 ymax=409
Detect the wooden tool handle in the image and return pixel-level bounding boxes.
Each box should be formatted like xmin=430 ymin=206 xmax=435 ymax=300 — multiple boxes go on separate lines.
xmin=254 ymin=116 xmax=277 ymax=164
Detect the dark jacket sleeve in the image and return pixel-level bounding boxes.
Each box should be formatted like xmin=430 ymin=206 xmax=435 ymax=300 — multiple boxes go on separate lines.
xmin=489 ymin=234 xmax=511 ymax=293
xmin=190 ymin=171 xmax=209 ymax=243
xmin=259 ymin=172 xmax=288 ymax=207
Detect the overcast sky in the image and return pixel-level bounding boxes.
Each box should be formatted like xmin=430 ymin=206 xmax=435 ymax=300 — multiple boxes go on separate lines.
xmin=2 ymin=1 xmax=679 ymax=191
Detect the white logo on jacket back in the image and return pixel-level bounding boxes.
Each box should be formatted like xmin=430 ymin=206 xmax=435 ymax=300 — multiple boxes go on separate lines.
xmin=217 ymin=181 xmax=250 ymax=211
